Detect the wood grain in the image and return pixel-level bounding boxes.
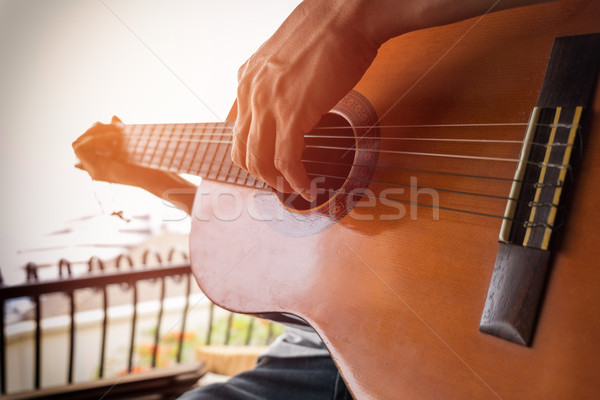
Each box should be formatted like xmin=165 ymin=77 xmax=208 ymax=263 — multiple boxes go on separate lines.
xmin=189 ymin=1 xmax=600 ymax=399
xmin=480 ymin=243 xmax=551 ymax=345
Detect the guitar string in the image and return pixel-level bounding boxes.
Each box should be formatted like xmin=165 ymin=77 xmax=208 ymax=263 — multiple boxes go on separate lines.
xmin=301 ymin=159 xmax=564 ymax=196
xmin=122 ymin=120 xmax=577 ymax=138
xmin=123 ymin=122 xmax=576 ymax=165
xmin=124 ymin=139 xmax=523 ymax=189
xmin=117 ymin=124 xmax=569 ymax=214
xmin=279 ymin=185 xmax=518 ymax=223
xmin=124 ymin=135 xmax=526 ymax=191
xmin=126 ymin=133 xmax=526 ymax=145
xmin=122 ymin=135 xmax=546 ymax=162
xmin=309 ymin=135 xmax=524 ymax=144
xmin=124 ymin=121 xmax=574 ymax=131
xmin=122 ymin=132 xmax=569 ymax=193
xmin=120 ymin=121 xmax=576 ymax=173
xmin=309 ymin=170 xmax=564 ymax=210
xmin=123 ymin=137 xmax=523 ymax=166
xmin=124 ymin=121 xmax=530 ymax=130
xmin=120 ymin=138 xmax=551 ymax=223
xmin=121 ymin=122 xmax=577 ymax=181
xmin=121 ymin=135 xmax=563 ymax=190
xmin=303 ymin=144 xmax=518 ymax=163
xmin=121 ymin=127 xmax=575 ymax=149
xmin=301 ymin=160 xmax=517 ymax=182
xmin=312 ymin=122 xmax=577 ymax=129
xmin=304 ymin=172 xmax=518 ymax=202
xmin=125 ymin=140 xmax=551 ymax=212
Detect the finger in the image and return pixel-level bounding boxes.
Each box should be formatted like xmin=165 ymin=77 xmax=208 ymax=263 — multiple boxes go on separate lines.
xmin=231 ymin=121 xmax=249 ymax=171
xmin=111 ymin=115 xmax=124 ymax=126
xmin=231 ymin=85 xmax=252 ymax=171
xmin=274 ymin=118 xmax=315 ymax=201
xmin=245 ymin=110 xmax=294 ymax=193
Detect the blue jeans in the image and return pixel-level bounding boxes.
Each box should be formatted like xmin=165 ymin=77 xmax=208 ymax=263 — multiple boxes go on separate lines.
xmin=177 ymin=355 xmax=353 ymax=400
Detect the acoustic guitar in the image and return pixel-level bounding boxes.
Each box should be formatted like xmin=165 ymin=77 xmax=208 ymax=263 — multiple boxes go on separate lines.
xmin=78 ymin=1 xmax=600 ymax=399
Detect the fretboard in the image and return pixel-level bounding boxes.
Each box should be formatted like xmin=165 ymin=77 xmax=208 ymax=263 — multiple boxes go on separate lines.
xmin=117 ymin=121 xmax=267 ymax=189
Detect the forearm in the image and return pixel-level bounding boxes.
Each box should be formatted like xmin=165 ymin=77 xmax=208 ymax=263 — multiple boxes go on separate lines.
xmin=127 ymin=169 xmax=197 ymax=216
xmin=340 ymin=0 xmax=556 ymax=46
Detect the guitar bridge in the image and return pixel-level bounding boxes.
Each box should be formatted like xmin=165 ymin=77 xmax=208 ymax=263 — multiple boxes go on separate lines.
xmin=480 ymin=34 xmax=600 ymax=346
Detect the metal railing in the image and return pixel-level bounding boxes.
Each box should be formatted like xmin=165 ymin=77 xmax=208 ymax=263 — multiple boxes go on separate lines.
xmin=0 ymin=248 xmax=278 ymax=397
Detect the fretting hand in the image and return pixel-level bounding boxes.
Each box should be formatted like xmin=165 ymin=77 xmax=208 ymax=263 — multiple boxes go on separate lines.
xmin=73 ymin=117 xmax=197 ymax=213
xmin=72 ymin=116 xmax=151 ymax=186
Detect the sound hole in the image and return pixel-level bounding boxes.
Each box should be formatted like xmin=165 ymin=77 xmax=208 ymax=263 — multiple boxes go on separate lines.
xmin=278 ymin=113 xmax=355 ymax=211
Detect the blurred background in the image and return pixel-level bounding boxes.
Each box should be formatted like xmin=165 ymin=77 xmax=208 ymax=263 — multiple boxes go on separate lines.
xmin=0 ymin=0 xmax=301 ymax=284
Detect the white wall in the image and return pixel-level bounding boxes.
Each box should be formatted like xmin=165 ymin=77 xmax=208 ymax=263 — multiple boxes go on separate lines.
xmin=0 ymin=0 xmax=301 ymax=283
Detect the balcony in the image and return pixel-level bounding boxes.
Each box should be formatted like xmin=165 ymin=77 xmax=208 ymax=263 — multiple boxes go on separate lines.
xmin=1 ymin=238 xmax=281 ymax=399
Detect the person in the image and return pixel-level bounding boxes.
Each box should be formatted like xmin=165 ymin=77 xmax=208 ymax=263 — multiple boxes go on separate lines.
xmin=230 ymin=0 xmax=553 ymax=202
xmin=74 ymin=0 xmax=554 ymax=399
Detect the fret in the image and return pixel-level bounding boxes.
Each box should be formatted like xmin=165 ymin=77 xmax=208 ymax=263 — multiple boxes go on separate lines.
xmin=246 ymin=173 xmax=257 ymax=188
xmin=223 ymin=148 xmax=239 ymax=184
xmin=150 ymin=124 xmax=169 ymax=169
xmin=172 ymin=123 xmax=190 ymax=173
xmin=122 ymin=124 xmax=142 ymax=165
xmin=161 ymin=124 xmax=180 ymax=172
xmin=222 ymin=144 xmax=236 ymax=182
xmin=143 ymin=125 xmax=160 ymax=167
xmin=181 ymin=124 xmax=201 ymax=175
xmin=230 ymin=161 xmax=243 ymax=184
xmin=156 ymin=123 xmax=172 ymax=170
xmin=241 ymin=171 xmax=250 ymax=186
xmin=209 ymin=125 xmax=239 ymax=184
xmin=219 ymin=122 xmax=242 ymax=183
xmin=199 ymin=123 xmax=219 ymax=178
xmin=177 ymin=124 xmax=196 ymax=174
xmin=208 ymin=123 xmax=227 ymax=180
xmin=110 ymin=119 xmax=266 ymax=189
xmin=191 ymin=123 xmax=213 ymax=177
xmin=235 ymin=167 xmax=249 ymax=186
xmin=208 ymin=136 xmax=230 ymax=181
xmin=135 ymin=125 xmax=149 ymax=166
xmin=139 ymin=124 xmax=155 ymax=167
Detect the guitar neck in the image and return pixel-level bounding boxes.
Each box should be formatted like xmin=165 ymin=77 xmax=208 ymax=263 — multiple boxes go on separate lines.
xmin=118 ymin=121 xmax=267 ymax=189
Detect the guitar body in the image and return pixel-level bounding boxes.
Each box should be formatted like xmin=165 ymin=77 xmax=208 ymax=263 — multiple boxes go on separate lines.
xmin=190 ymin=1 xmax=600 ymax=399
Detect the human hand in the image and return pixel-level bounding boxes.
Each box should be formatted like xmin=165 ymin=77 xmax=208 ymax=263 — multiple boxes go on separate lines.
xmin=73 ymin=116 xmax=154 ymax=187
xmin=73 ymin=117 xmax=198 ymax=214
xmin=231 ymin=0 xmax=381 ymax=201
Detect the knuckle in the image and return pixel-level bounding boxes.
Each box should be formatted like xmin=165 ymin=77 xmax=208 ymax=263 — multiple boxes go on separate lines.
xmin=236 ymin=80 xmax=249 ymax=100
xmin=232 ymin=128 xmax=247 ymax=145
xmin=237 ymin=61 xmax=249 ymax=82
xmin=250 ymin=85 xmax=269 ymax=107
xmin=273 ymin=157 xmax=294 ymax=174
xmin=271 ymin=76 xmax=289 ymax=102
xmin=245 ymin=154 xmax=262 ymax=178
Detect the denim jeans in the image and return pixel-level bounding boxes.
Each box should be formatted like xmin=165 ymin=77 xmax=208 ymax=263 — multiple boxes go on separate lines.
xmin=177 ymin=355 xmax=353 ymax=400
